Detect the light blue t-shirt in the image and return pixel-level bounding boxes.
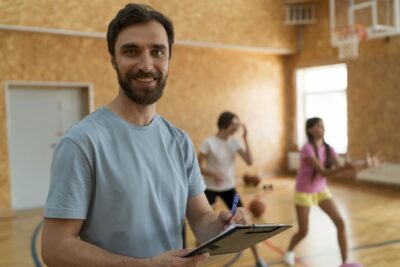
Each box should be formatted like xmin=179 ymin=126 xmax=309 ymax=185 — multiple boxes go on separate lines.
xmin=44 ymin=107 xmax=205 ymax=258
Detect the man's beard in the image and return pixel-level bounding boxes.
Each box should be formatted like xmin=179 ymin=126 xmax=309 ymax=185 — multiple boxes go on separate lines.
xmin=117 ymin=68 xmax=167 ymax=105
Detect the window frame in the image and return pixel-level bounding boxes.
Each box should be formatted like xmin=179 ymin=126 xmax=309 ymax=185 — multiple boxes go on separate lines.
xmin=295 ymin=63 xmax=348 ymax=153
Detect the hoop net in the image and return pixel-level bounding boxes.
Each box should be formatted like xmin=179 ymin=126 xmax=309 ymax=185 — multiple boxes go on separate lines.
xmin=333 ymin=24 xmax=367 ymax=60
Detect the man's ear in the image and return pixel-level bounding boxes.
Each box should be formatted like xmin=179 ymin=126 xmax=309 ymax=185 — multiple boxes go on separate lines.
xmin=111 ymin=58 xmax=116 ymax=69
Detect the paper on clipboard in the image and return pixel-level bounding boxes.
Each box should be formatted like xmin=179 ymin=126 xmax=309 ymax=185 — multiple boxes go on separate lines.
xmin=184 ymin=223 xmax=291 ymax=257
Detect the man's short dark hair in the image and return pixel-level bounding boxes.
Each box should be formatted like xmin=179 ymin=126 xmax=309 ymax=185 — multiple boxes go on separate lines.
xmin=107 ymin=3 xmax=175 ymax=58
xmin=217 ymin=111 xmax=237 ymax=130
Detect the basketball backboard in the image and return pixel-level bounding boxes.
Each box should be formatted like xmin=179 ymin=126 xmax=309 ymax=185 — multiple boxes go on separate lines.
xmin=330 ymin=0 xmax=400 ymax=46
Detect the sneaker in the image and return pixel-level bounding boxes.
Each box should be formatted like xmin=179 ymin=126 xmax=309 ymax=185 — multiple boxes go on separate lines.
xmin=255 ymin=259 xmax=269 ymax=267
xmin=283 ymin=251 xmax=295 ymax=266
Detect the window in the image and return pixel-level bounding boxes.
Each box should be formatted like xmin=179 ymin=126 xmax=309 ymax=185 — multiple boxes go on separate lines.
xmin=296 ymin=64 xmax=348 ymax=153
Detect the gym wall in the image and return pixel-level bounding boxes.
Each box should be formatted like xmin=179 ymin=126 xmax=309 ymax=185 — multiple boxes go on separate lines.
xmin=286 ymin=0 xmax=400 ymax=163
xmin=0 ymin=0 xmax=294 ymax=209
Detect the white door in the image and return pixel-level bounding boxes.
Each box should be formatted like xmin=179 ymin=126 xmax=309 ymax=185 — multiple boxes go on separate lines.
xmin=7 ymin=86 xmax=90 ymax=209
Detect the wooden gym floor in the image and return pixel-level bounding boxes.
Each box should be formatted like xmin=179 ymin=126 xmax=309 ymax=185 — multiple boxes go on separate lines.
xmin=0 ymin=177 xmax=399 ymax=267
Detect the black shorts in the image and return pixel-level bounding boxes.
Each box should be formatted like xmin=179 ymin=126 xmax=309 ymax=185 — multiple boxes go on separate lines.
xmin=205 ymin=188 xmax=243 ymax=208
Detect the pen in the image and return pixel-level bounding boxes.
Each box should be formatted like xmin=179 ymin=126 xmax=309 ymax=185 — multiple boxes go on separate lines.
xmin=228 ymin=193 xmax=240 ymax=223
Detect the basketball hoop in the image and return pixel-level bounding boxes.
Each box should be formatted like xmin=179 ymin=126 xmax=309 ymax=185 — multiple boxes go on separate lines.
xmin=333 ymin=24 xmax=367 ymax=60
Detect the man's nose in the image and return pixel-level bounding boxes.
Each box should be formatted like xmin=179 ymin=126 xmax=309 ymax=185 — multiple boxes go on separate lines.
xmin=137 ymin=53 xmax=154 ymax=72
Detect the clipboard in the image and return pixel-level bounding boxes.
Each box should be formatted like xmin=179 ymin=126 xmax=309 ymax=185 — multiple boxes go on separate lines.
xmin=184 ymin=223 xmax=291 ymax=257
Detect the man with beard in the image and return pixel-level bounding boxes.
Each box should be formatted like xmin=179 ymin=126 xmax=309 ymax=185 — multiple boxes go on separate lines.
xmin=41 ymin=4 xmax=248 ymax=267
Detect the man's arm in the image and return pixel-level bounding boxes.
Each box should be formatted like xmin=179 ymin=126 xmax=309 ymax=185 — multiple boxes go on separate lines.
xmin=237 ymin=124 xmax=253 ymax=165
xmin=41 ymin=218 xmax=149 ymax=267
xmin=42 ymin=218 xmax=208 ymax=267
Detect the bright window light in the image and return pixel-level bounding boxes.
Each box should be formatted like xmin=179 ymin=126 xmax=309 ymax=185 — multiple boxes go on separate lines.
xmin=296 ymin=64 xmax=348 ymax=153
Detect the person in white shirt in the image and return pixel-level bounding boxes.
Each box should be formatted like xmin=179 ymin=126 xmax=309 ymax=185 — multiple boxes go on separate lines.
xmin=198 ymin=111 xmax=268 ymax=267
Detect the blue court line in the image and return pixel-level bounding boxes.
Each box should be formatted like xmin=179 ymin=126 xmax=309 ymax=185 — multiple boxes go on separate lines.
xmin=31 ymin=219 xmax=43 ymax=267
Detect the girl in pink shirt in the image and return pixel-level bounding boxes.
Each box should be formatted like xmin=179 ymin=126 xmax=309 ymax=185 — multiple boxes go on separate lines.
xmin=283 ymin=117 xmax=380 ymax=267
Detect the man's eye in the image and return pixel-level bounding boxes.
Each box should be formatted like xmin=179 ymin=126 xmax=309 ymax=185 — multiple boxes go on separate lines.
xmin=153 ymin=50 xmax=165 ymax=57
xmin=125 ymin=49 xmax=136 ymax=56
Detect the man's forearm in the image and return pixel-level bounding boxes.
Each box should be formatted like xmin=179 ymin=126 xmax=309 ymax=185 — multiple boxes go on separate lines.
xmin=193 ymin=212 xmax=223 ymax=244
xmin=242 ymin=138 xmax=253 ymax=165
xmin=43 ymin=237 xmax=151 ymax=267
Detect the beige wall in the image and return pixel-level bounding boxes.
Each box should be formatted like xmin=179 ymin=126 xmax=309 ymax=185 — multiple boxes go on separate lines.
xmin=0 ymin=1 xmax=290 ymax=209
xmin=287 ymin=1 xmax=400 ymax=162
xmin=162 ymin=46 xmax=287 ymax=173
xmin=0 ymin=0 xmax=296 ymax=49
xmin=4 ymin=1 xmax=397 ymax=211
xmin=0 ymin=31 xmax=114 ymax=209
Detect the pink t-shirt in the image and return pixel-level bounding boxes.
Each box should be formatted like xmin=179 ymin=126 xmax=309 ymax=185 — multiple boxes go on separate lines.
xmin=296 ymin=142 xmax=338 ymax=193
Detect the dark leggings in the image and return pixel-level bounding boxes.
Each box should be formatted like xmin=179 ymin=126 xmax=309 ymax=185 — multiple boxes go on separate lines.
xmin=205 ymin=188 xmax=243 ymax=208
xmin=182 ymin=189 xmax=242 ymax=248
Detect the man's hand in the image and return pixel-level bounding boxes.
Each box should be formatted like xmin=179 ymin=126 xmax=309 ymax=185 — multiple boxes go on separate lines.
xmin=149 ymin=249 xmax=209 ymax=267
xmin=217 ymin=207 xmax=250 ymax=230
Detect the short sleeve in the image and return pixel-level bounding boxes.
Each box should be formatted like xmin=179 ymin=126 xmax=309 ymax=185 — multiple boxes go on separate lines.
xmin=199 ymin=139 xmax=210 ymax=155
xmin=44 ymin=138 xmax=93 ymax=219
xmin=301 ymin=143 xmax=316 ymax=159
xmin=182 ymin=134 xmax=206 ymax=198
xmin=231 ymin=138 xmax=242 ymax=152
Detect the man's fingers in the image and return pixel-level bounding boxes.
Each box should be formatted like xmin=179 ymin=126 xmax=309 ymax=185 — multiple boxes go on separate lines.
xmin=184 ymin=252 xmax=209 ymax=265
xmin=220 ymin=211 xmax=232 ymax=222
xmin=193 ymin=252 xmax=209 ymax=261
xmin=170 ymin=249 xmax=191 ymax=257
xmin=231 ymin=207 xmax=250 ymax=225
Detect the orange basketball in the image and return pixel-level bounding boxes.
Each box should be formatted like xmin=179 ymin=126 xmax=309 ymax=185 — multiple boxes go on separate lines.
xmin=250 ymin=175 xmax=261 ymax=186
xmin=243 ymin=174 xmax=261 ymax=186
xmin=249 ymin=198 xmax=266 ymax=218
xmin=243 ymin=174 xmax=253 ymax=186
